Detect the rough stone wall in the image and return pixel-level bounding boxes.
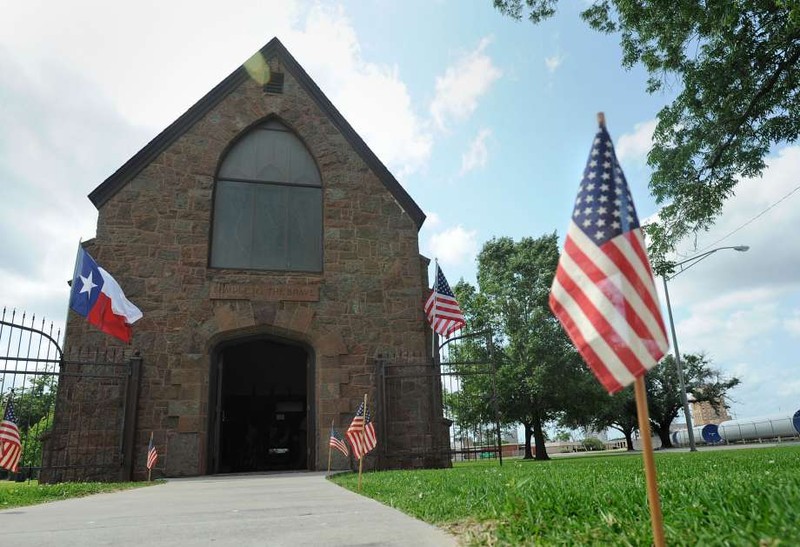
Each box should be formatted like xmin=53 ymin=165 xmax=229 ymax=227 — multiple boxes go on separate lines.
xmin=55 ymin=54 xmax=445 ymax=478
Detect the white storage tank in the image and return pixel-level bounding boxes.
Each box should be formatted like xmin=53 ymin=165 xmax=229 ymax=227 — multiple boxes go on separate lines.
xmin=717 ymin=410 xmax=800 ymax=442
xmin=672 ymin=424 xmax=721 ymax=446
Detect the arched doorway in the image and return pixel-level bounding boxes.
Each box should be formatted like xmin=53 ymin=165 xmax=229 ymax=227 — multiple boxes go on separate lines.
xmin=208 ymin=336 xmax=314 ymax=473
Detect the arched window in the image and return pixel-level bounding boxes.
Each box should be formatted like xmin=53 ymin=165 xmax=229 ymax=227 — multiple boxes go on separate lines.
xmin=210 ymin=120 xmax=322 ymax=271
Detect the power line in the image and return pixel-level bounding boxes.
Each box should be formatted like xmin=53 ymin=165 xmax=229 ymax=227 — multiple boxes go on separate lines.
xmin=695 ymin=182 xmax=800 ymax=252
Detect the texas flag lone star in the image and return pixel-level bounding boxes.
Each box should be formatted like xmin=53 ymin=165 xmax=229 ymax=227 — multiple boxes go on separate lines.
xmin=69 ymin=247 xmax=142 ymax=343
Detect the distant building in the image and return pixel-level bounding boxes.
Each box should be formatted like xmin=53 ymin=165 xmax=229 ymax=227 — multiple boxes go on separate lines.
xmin=691 ymin=398 xmax=732 ymax=426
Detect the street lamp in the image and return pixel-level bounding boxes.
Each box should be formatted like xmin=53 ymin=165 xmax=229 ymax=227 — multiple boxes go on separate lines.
xmin=662 ymin=245 xmax=749 ymax=451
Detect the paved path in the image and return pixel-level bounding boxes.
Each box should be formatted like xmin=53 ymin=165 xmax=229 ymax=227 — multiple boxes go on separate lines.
xmin=0 ymin=472 xmax=457 ymax=546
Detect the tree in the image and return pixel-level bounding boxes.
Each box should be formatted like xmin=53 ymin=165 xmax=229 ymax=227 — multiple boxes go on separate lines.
xmin=3 ymin=375 xmax=57 ymax=434
xmin=646 ymin=352 xmax=740 ymax=447
xmin=586 ymin=386 xmax=639 ymax=451
xmin=493 ymin=1 xmax=800 ymax=267
xmin=451 ymin=234 xmax=602 ymax=460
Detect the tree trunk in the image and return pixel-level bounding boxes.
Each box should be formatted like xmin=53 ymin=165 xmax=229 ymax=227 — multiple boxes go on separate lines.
xmin=656 ymin=423 xmax=673 ymax=448
xmin=532 ymin=414 xmax=550 ymax=461
xmin=523 ymin=422 xmax=533 ymax=459
xmin=624 ymin=429 xmax=635 ymax=451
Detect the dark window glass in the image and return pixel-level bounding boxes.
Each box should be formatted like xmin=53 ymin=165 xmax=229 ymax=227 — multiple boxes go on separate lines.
xmin=211 ymin=121 xmax=322 ymax=271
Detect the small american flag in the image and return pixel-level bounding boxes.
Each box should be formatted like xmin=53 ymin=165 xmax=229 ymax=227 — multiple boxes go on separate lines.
xmin=363 ymin=408 xmax=377 ymax=455
xmin=329 ymin=426 xmax=349 ymax=457
xmin=549 ymin=120 xmax=668 ymax=394
xmin=146 ymin=433 xmax=158 ymax=471
xmin=346 ymin=402 xmax=377 ymax=460
xmin=424 ymin=264 xmax=466 ymax=337
xmin=0 ymin=397 xmax=21 ymax=473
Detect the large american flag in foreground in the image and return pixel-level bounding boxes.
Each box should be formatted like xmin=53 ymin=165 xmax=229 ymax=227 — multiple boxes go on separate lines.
xmin=424 ymin=264 xmax=466 ymax=337
xmin=346 ymin=402 xmax=377 ymax=460
xmin=549 ymin=122 xmax=668 ymax=394
xmin=0 ymin=398 xmax=21 ymax=472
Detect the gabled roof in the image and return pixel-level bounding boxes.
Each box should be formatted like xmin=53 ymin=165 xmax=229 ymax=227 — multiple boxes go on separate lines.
xmin=89 ymin=37 xmax=425 ymax=230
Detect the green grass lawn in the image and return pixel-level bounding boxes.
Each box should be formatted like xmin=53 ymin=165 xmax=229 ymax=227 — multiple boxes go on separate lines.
xmin=330 ymin=445 xmax=800 ymax=546
xmin=0 ymin=479 xmax=157 ymax=509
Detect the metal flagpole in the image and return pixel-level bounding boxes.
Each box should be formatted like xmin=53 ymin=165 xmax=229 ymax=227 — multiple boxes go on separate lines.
xmin=61 ymin=239 xmax=83 ymax=353
xmin=357 ymin=393 xmax=368 ymax=491
xmin=634 ymin=376 xmax=666 ymax=547
xmin=431 ymin=259 xmax=439 ymax=359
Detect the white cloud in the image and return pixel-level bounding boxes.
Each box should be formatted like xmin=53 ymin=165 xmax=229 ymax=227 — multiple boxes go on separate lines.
xmin=429 ymin=37 xmax=502 ymax=132
xmin=783 ymin=310 xmax=800 ymax=337
xmin=0 ymin=0 xmax=304 ymax=130
xmin=425 ymin=212 xmax=442 ymax=229
xmin=616 ymin=119 xmax=657 ymax=163
xmin=544 ymin=54 xmax=564 ymax=73
xmin=459 ymin=128 xmax=492 ymax=176
xmin=777 ymin=379 xmax=800 ymax=397
xmin=427 ymin=226 xmax=479 ymax=266
xmin=675 ymin=295 xmax=781 ymax=361
xmin=656 ymin=143 xmax=800 ymax=419
xmin=667 ymin=145 xmax=800 ymax=300
xmin=284 ymin=5 xmax=433 ymax=176
xmin=0 ymin=2 xmax=433 ymax=178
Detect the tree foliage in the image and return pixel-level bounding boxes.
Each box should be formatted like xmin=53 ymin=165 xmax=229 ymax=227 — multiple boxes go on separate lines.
xmin=584 ymin=385 xmax=639 ymax=451
xmin=493 ymin=0 xmax=800 ymax=267
xmin=3 ymin=375 xmax=57 ymax=435
xmin=564 ymin=352 xmax=739 ymax=450
xmin=450 ymin=234 xmax=601 ymax=460
xmin=646 ymin=352 xmax=740 ymax=447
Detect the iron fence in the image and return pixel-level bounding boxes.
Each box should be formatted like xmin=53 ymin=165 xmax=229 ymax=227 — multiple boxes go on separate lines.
xmin=0 ymin=308 xmax=141 ymax=483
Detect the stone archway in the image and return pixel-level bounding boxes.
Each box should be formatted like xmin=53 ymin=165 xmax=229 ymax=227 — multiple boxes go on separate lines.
xmin=207 ymin=335 xmax=315 ymax=473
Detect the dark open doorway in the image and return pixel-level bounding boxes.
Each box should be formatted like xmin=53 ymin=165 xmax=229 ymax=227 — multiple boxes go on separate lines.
xmin=209 ymin=338 xmax=312 ymax=473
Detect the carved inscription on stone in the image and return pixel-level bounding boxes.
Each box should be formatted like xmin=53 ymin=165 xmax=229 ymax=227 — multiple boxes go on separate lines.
xmin=209 ymin=282 xmax=320 ymax=302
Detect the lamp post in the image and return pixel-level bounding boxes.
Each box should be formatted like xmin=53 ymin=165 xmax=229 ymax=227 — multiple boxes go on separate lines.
xmin=662 ymin=245 xmax=749 ymax=451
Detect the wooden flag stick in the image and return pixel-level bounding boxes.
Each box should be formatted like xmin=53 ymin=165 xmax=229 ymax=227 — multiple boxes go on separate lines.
xmin=327 ymin=419 xmax=333 ymax=476
xmin=357 ymin=393 xmax=368 ymax=492
xmin=634 ymin=376 xmax=666 ymax=547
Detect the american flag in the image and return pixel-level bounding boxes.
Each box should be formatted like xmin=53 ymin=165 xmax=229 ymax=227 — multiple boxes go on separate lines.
xmin=146 ymin=433 xmax=158 ymax=470
xmin=363 ymin=408 xmax=377 ymax=455
xmin=346 ymin=401 xmax=377 ymax=460
xmin=329 ymin=425 xmax=349 ymax=457
xmin=549 ymin=121 xmax=668 ymax=394
xmin=0 ymin=397 xmax=21 ymax=473
xmin=424 ymin=264 xmax=466 ymax=337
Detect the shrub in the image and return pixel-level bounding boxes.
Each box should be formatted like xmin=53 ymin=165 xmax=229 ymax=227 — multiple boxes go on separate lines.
xmin=581 ymin=437 xmax=605 ymax=451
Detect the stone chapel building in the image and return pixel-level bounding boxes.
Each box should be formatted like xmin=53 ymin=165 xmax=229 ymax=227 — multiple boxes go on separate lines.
xmin=51 ymin=38 xmax=449 ymax=479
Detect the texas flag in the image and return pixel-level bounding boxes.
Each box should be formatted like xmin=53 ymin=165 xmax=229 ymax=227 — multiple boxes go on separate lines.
xmin=69 ymin=248 xmax=142 ymax=343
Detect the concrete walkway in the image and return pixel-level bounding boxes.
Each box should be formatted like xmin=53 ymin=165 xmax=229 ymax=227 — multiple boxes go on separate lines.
xmin=0 ymin=472 xmax=457 ymax=546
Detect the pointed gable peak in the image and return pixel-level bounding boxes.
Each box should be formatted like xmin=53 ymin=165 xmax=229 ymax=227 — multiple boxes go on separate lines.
xmin=89 ymin=36 xmax=425 ymax=230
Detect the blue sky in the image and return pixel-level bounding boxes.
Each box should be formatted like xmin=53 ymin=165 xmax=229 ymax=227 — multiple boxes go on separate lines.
xmin=1 ymin=0 xmax=798 ymax=423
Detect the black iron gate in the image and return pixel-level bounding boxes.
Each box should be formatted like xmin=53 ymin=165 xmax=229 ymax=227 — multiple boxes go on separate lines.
xmin=0 ymin=308 xmax=141 ymax=483
xmin=376 ymin=330 xmax=501 ymax=468
xmin=438 ymin=330 xmax=503 ymax=464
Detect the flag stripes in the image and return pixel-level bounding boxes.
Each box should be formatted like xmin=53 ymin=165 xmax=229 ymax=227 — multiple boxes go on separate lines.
xmin=0 ymin=399 xmax=21 ymax=473
xmin=424 ymin=264 xmax=466 ymax=337
xmin=562 ymin=228 xmax=667 ymax=361
xmin=346 ymin=401 xmax=377 ymax=460
xmin=329 ymin=427 xmax=349 ymax=457
xmin=146 ymin=433 xmax=158 ymax=471
xmin=364 ymin=417 xmax=377 ymax=453
xmin=550 ymin=122 xmax=667 ymax=394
